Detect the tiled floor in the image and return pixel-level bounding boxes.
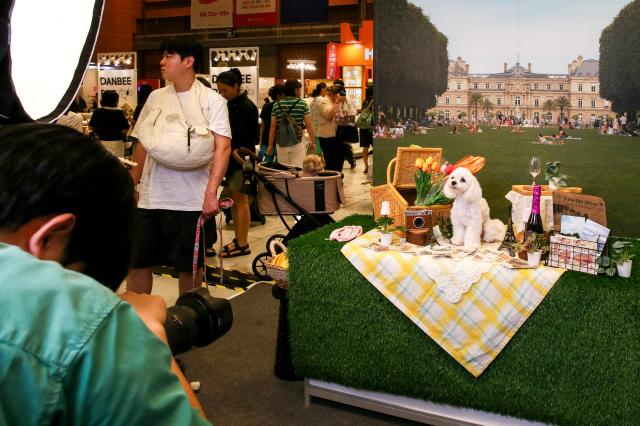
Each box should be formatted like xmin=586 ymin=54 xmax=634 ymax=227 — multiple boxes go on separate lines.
xmin=138 ymin=155 xmax=373 ymax=306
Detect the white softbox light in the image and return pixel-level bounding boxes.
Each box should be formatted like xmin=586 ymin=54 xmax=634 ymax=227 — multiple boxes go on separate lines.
xmin=0 ymin=0 xmax=104 ymax=124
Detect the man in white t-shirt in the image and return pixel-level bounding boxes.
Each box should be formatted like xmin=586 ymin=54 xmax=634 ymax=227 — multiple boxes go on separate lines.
xmin=128 ymin=38 xmax=232 ymax=295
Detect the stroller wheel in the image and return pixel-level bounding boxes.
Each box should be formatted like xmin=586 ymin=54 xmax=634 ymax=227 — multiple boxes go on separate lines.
xmin=266 ymin=234 xmax=287 ymax=252
xmin=252 ymin=252 xmax=271 ymax=281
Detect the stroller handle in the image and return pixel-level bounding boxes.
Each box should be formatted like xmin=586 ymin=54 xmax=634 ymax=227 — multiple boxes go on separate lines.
xmin=232 ymin=147 xmax=259 ymax=166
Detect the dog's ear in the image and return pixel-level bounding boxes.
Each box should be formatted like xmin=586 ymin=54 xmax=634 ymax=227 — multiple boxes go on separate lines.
xmin=463 ymin=173 xmax=482 ymax=202
xmin=443 ymin=176 xmax=456 ymax=199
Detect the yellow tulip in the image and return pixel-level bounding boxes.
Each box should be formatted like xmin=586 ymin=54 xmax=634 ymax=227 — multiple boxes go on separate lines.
xmin=415 ymin=158 xmax=424 ymax=169
xmin=425 ymin=156 xmax=434 ymax=166
xmin=431 ymin=161 xmax=439 ymax=172
xmin=422 ymin=163 xmax=430 ymax=173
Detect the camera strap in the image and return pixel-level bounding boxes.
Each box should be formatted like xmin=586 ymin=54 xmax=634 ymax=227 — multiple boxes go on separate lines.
xmin=192 ymin=198 xmax=235 ymax=288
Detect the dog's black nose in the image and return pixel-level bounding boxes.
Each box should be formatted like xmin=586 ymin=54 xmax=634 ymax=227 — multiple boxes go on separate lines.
xmin=451 ymin=180 xmax=457 ymax=186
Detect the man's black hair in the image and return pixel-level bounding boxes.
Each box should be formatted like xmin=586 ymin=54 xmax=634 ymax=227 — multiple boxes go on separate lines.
xmin=100 ymin=90 xmax=119 ymax=107
xmin=160 ymin=38 xmax=203 ymax=73
xmin=269 ymin=84 xmax=285 ymax=101
xmin=0 ymin=124 xmax=136 ymax=290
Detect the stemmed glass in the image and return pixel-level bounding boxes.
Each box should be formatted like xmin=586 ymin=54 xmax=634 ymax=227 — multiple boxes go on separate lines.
xmin=529 ymin=156 xmax=541 ymax=187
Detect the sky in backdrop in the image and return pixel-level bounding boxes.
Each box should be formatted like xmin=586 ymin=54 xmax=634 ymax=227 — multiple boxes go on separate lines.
xmin=408 ymin=0 xmax=632 ymax=74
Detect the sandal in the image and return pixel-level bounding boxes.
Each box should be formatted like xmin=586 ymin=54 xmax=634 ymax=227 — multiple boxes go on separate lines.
xmin=219 ymin=239 xmax=251 ymax=258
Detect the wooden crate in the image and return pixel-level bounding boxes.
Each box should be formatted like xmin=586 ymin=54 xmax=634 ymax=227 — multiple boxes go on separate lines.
xmin=511 ymin=185 xmax=582 ymax=196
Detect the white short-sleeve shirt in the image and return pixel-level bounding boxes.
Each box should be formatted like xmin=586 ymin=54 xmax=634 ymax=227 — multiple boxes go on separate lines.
xmin=132 ymin=82 xmax=231 ymax=211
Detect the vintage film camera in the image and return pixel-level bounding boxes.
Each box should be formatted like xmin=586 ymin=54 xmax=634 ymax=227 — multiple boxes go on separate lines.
xmin=406 ymin=209 xmax=433 ymax=246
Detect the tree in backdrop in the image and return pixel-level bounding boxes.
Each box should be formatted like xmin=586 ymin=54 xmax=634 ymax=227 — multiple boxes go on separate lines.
xmin=469 ymin=92 xmax=484 ymax=121
xmin=376 ymin=0 xmax=448 ymax=120
xmin=543 ymin=99 xmax=555 ymax=122
xmin=599 ymin=0 xmax=640 ymax=121
xmin=482 ymin=98 xmax=494 ymax=122
xmin=554 ymin=96 xmax=571 ymax=121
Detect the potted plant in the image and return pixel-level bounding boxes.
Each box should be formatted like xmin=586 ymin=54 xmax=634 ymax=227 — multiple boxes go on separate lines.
xmin=599 ymin=241 xmax=635 ymax=277
xmin=521 ymin=232 xmax=549 ymax=267
xmin=545 ymin=161 xmax=568 ymax=190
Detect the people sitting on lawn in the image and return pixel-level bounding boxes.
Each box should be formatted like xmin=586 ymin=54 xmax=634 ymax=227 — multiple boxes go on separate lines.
xmin=468 ymin=121 xmax=478 ymax=133
xmin=374 ymin=123 xmax=389 ymax=138
xmin=558 ymin=126 xmax=567 ymax=138
xmin=536 ymin=133 xmax=564 ymax=145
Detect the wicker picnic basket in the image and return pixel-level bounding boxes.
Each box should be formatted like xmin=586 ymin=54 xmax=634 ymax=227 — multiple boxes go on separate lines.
xmin=266 ymin=241 xmax=288 ymax=288
xmin=389 ymin=147 xmax=443 ymax=189
xmin=371 ymin=147 xmax=452 ymax=228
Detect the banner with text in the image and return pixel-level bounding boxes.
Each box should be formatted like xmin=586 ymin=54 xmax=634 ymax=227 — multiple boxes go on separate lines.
xmin=210 ymin=47 xmax=259 ymax=106
xmin=234 ymin=0 xmax=277 ymax=27
xmin=192 ymin=0 xmax=234 ymax=29
xmin=97 ymin=52 xmax=137 ymax=109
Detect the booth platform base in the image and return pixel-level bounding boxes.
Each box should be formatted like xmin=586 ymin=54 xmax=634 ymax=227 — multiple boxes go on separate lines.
xmin=304 ymin=379 xmax=547 ymax=426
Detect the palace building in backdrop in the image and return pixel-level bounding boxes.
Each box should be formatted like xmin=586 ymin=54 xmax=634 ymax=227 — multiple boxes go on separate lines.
xmin=432 ymin=55 xmax=612 ymax=124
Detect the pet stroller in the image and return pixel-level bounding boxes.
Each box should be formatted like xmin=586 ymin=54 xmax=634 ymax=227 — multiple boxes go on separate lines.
xmin=231 ymin=148 xmax=345 ymax=280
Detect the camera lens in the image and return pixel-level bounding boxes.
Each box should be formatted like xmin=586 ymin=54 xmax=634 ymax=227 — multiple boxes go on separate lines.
xmin=165 ymin=287 xmax=233 ymax=356
xmin=413 ymin=216 xmax=425 ymax=229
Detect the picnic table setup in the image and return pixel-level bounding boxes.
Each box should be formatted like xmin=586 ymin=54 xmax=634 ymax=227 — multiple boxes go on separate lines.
xmin=284 ymin=146 xmax=639 ymax=425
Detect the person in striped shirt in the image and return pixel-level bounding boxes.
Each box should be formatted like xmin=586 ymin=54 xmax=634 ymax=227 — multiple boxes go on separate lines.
xmin=266 ymin=79 xmax=315 ymax=168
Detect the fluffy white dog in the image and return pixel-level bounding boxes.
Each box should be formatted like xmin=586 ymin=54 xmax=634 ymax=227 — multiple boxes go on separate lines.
xmin=443 ymin=167 xmax=506 ymax=248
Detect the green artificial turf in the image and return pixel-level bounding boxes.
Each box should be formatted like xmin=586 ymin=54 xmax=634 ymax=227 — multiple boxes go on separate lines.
xmin=372 ymin=127 xmax=640 ymax=237
xmin=288 ymin=215 xmax=640 ymax=426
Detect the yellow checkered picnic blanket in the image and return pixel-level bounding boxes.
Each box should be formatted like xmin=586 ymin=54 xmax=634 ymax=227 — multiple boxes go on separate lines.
xmin=341 ymin=231 xmax=565 ymax=377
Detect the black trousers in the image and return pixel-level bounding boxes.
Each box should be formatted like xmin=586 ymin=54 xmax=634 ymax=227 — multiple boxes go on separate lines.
xmin=342 ymin=142 xmax=355 ymax=166
xmin=319 ymin=136 xmax=344 ymax=172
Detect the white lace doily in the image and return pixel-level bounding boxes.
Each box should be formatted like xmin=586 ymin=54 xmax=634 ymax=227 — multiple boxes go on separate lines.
xmin=418 ymin=257 xmax=492 ymax=303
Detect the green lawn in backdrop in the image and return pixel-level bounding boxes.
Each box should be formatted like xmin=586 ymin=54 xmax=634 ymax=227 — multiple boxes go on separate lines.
xmin=372 ymin=127 xmax=640 ymax=237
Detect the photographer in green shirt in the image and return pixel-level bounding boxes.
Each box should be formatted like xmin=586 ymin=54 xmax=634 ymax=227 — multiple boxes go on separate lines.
xmin=0 ymin=124 xmax=209 ymax=425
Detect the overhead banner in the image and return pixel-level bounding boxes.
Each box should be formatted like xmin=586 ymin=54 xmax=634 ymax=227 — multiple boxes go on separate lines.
xmin=192 ymin=0 xmax=234 ymax=29
xmin=280 ymin=0 xmax=328 ymax=24
xmin=234 ymin=0 xmax=277 ymax=27
xmin=326 ymin=43 xmax=339 ymax=80
xmin=210 ymin=47 xmax=259 ymax=106
xmin=97 ymin=52 xmax=137 ymax=108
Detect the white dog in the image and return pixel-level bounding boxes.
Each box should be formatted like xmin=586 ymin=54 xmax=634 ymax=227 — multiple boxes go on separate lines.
xmin=443 ymin=167 xmax=506 ymax=248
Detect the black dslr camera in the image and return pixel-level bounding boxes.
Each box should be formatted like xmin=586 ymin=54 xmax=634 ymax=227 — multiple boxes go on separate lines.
xmin=165 ymin=288 xmax=233 ymax=356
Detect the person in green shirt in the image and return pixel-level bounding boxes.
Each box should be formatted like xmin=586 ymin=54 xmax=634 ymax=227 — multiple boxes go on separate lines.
xmin=0 ymin=123 xmax=210 ymax=425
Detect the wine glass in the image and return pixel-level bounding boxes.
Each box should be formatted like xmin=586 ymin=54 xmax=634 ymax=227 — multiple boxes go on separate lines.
xmin=529 ymin=156 xmax=541 ymax=187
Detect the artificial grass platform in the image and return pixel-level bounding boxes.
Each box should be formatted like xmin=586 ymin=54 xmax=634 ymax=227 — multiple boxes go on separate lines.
xmin=372 ymin=127 xmax=640 ymax=237
xmin=288 ymin=215 xmax=640 ymax=426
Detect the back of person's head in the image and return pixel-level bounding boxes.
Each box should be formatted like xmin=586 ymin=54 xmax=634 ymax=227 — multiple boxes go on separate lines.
xmin=0 ymin=124 xmax=136 ymax=290
xmin=100 ymin=90 xmax=119 ymax=107
xmin=216 ymin=68 xmax=243 ymax=89
xmin=283 ymin=79 xmax=301 ymax=97
xmin=328 ymin=85 xmax=342 ymax=96
xmin=311 ymin=82 xmax=327 ymax=97
xmin=269 ymin=83 xmax=285 ymax=101
xmin=67 ymin=100 xmax=81 ymax=114
xmin=160 ymin=37 xmax=203 ymax=72
xmin=365 ymin=85 xmax=373 ymax=99
xmin=333 ymin=79 xmax=345 ymax=88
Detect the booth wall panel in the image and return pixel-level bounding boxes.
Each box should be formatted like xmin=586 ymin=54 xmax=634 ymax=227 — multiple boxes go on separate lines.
xmin=96 ymin=0 xmax=144 ymax=53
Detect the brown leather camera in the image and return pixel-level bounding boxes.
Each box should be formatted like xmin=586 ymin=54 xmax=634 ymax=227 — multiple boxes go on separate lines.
xmin=406 ymin=209 xmax=432 ymax=231
xmin=405 ymin=209 xmax=433 ymax=246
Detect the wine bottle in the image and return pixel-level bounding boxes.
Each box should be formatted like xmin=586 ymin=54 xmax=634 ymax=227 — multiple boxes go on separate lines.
xmin=525 ymin=185 xmax=544 ymax=240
